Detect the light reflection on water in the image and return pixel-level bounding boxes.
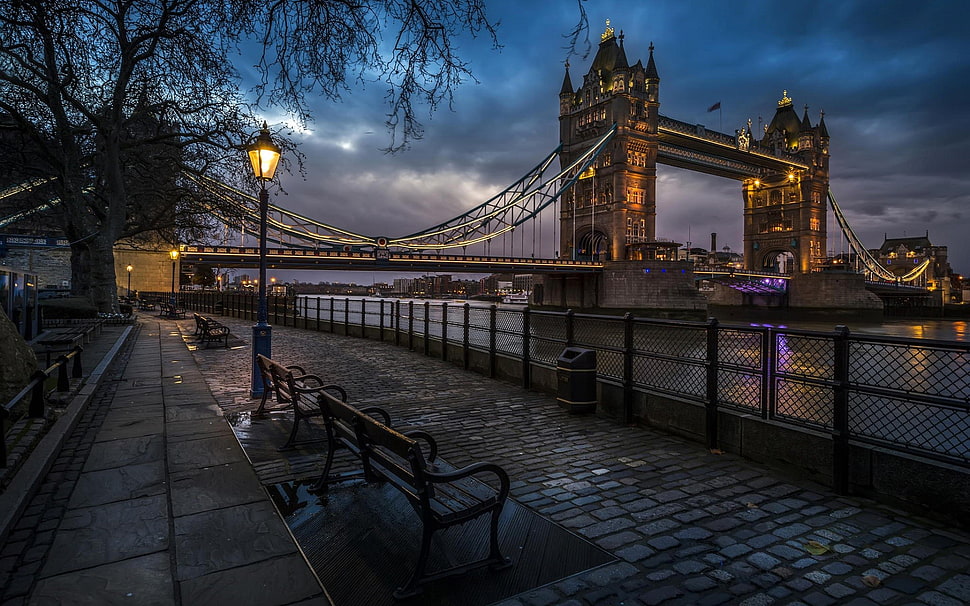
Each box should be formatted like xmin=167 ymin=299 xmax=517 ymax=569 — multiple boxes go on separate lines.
xmin=749 ymin=319 xmax=968 ymax=342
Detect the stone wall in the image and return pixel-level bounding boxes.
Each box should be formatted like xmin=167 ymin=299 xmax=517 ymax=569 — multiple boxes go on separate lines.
xmin=2 ymin=248 xmax=71 ymax=289
xmin=789 ymin=272 xmax=883 ymax=310
xmin=2 ymin=246 xmax=178 ymax=296
xmin=597 ymin=260 xmax=707 ymax=311
xmin=113 ymin=248 xmax=181 ymax=297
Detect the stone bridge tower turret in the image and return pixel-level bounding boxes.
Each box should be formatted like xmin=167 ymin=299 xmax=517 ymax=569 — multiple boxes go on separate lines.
xmin=742 ymin=92 xmax=830 ymax=273
xmin=558 ymin=21 xmax=659 ymax=261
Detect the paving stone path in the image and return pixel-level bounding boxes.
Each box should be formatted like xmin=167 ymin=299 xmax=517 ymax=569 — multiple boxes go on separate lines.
xmin=189 ymin=317 xmax=970 ymax=606
xmin=1 ymin=319 xmax=326 ymax=606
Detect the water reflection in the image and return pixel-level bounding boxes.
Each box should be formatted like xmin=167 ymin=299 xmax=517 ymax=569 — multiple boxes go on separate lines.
xmin=746 ymin=319 xmax=969 ymax=343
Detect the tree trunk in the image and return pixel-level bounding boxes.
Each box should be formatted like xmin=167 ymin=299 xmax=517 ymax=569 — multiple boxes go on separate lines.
xmin=71 ymin=234 xmax=118 ymax=312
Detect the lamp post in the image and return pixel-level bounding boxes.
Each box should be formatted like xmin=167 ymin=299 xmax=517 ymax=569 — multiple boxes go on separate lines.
xmin=126 ymin=264 xmax=133 ymax=299
xmin=169 ymin=250 xmax=179 ymax=304
xmin=247 ymin=122 xmax=281 ymax=397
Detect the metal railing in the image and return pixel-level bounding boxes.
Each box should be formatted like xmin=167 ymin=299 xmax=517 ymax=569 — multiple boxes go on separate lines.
xmin=1 ymin=346 xmax=83 ymax=468
xmin=174 ymin=292 xmax=970 ymax=490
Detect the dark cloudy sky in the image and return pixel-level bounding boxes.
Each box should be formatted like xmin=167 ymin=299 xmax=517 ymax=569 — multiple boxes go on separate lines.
xmin=257 ymin=0 xmax=970 ymax=284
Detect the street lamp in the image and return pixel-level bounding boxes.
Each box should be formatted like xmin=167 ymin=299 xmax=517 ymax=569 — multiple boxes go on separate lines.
xmin=126 ymin=265 xmax=133 ymax=299
xmin=247 ymin=122 xmax=281 ymax=397
xmin=169 ymin=250 xmax=179 ymax=304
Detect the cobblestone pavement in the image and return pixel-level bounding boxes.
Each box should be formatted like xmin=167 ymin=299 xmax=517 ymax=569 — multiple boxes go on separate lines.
xmin=188 ymin=318 xmax=970 ymax=606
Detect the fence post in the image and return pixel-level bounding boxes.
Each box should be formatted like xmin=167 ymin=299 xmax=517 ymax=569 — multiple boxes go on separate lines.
xmin=379 ymin=299 xmax=385 ymax=342
xmin=441 ymin=303 xmax=448 ymax=362
xmin=832 ymin=325 xmax=850 ymax=495
xmin=329 ymin=297 xmax=335 ymax=333
xmin=463 ymin=303 xmax=470 ymax=370
xmin=764 ymin=328 xmax=774 ymax=420
xmin=423 ymin=302 xmax=430 ymax=357
xmin=360 ymin=299 xmax=367 ymax=338
xmin=565 ymin=308 xmax=574 ymax=347
xmin=344 ymin=298 xmax=350 ymax=336
xmin=623 ymin=312 xmax=634 ymax=425
xmin=395 ymin=301 xmax=401 ymax=346
xmin=408 ymin=301 xmax=415 ymax=351
xmin=56 ymin=355 xmax=70 ymax=391
xmin=521 ymin=307 xmax=531 ymax=389
xmin=315 ymin=298 xmax=321 ymax=332
xmin=28 ymin=369 xmax=47 ymax=418
xmin=489 ymin=305 xmax=497 ymax=378
xmin=72 ymin=346 xmax=83 ymax=378
xmin=705 ymin=317 xmax=719 ymax=451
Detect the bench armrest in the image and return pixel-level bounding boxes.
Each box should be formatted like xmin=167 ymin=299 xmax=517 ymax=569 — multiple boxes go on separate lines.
xmin=296 ymin=380 xmax=348 ymax=402
xmin=425 ymin=462 xmax=509 ymax=500
xmin=402 ymin=430 xmax=438 ymax=462
xmin=285 ymin=365 xmax=306 ymax=375
xmin=358 ymin=406 xmax=392 ymax=425
xmin=293 ymin=372 xmax=324 ymax=387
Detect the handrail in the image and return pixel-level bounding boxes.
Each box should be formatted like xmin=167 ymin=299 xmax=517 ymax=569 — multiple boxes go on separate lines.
xmin=1 ymin=346 xmax=83 ymax=468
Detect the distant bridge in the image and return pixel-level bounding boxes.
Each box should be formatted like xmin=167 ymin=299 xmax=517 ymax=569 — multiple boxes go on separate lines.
xmin=177 ymin=245 xmax=603 ymax=274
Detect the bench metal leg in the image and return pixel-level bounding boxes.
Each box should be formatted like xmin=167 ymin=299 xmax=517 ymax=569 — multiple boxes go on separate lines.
xmin=488 ymin=507 xmax=512 ymax=570
xmin=279 ymin=414 xmax=303 ymax=451
xmin=394 ymin=525 xmax=435 ymax=600
xmin=254 ymin=387 xmax=273 ymax=416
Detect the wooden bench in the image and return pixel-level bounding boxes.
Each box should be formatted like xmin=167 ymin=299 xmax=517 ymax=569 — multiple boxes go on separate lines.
xmin=312 ymin=391 xmax=427 ymax=492
xmin=192 ymin=313 xmax=230 ymax=348
xmin=160 ymin=301 xmax=186 ymax=319
xmin=255 ymin=354 xmax=347 ymax=450
xmin=316 ymin=392 xmax=511 ymax=599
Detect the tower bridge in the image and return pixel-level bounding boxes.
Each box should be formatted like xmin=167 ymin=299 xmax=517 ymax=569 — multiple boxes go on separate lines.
xmin=0 ymin=21 xmax=932 ymax=312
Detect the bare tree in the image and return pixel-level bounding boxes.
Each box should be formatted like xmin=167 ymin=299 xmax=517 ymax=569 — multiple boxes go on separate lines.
xmin=0 ymin=0 xmax=532 ymax=310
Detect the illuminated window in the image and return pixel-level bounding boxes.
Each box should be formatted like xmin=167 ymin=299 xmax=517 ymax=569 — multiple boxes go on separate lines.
xmin=628 ymin=188 xmax=644 ymax=204
xmin=810 ymin=217 xmax=820 ymax=231
xmin=812 ymin=192 xmax=821 ymax=204
xmin=769 ymin=190 xmax=782 ymax=205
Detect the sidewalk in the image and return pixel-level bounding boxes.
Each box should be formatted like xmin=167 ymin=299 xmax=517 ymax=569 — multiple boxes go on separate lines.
xmin=0 ymin=318 xmax=328 ymax=605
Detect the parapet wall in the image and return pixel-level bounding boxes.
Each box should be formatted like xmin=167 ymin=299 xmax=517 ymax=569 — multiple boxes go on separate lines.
xmin=599 ymin=260 xmax=708 ymax=310
xmin=789 ymin=272 xmax=883 ymax=310
xmin=537 ymin=260 xmax=707 ymax=312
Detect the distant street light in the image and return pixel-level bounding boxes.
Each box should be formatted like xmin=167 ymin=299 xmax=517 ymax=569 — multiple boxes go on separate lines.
xmin=169 ymin=250 xmax=179 ymax=304
xmin=247 ymin=121 xmax=281 ymax=397
xmin=126 ymin=264 xmax=133 ymax=298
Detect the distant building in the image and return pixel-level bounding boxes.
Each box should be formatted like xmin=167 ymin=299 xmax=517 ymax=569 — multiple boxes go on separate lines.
xmin=874 ymin=234 xmax=953 ymax=300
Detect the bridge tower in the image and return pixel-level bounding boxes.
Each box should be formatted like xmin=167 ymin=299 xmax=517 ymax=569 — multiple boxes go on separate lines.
xmin=742 ymin=92 xmax=830 ymax=273
xmin=558 ymin=21 xmax=659 ymax=261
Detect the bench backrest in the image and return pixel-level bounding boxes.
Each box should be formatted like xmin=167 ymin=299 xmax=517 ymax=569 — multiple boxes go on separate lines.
xmin=256 ymin=354 xmax=296 ymax=404
xmin=354 ymin=412 xmax=429 ymax=501
xmin=318 ymin=391 xmax=362 ymax=445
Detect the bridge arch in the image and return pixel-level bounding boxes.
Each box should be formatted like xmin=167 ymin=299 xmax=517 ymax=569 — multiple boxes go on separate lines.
xmin=756 ymin=247 xmax=797 ymax=274
xmin=578 ymin=229 xmax=610 ymax=261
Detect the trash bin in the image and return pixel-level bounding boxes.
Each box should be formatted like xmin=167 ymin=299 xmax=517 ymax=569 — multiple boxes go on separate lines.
xmin=556 ymin=347 xmax=597 ymax=414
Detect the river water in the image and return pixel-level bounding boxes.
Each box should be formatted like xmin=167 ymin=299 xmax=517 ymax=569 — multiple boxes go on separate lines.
xmin=297 ymin=295 xmax=970 ymax=343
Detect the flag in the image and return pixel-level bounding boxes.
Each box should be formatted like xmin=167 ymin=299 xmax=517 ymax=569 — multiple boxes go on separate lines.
xmin=707 ymin=101 xmax=721 ymax=112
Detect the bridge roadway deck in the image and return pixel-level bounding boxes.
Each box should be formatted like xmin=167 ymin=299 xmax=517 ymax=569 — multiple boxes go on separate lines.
xmin=2 ymin=315 xmax=968 ymax=605
xmin=178 ymin=246 xmax=605 ymax=273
